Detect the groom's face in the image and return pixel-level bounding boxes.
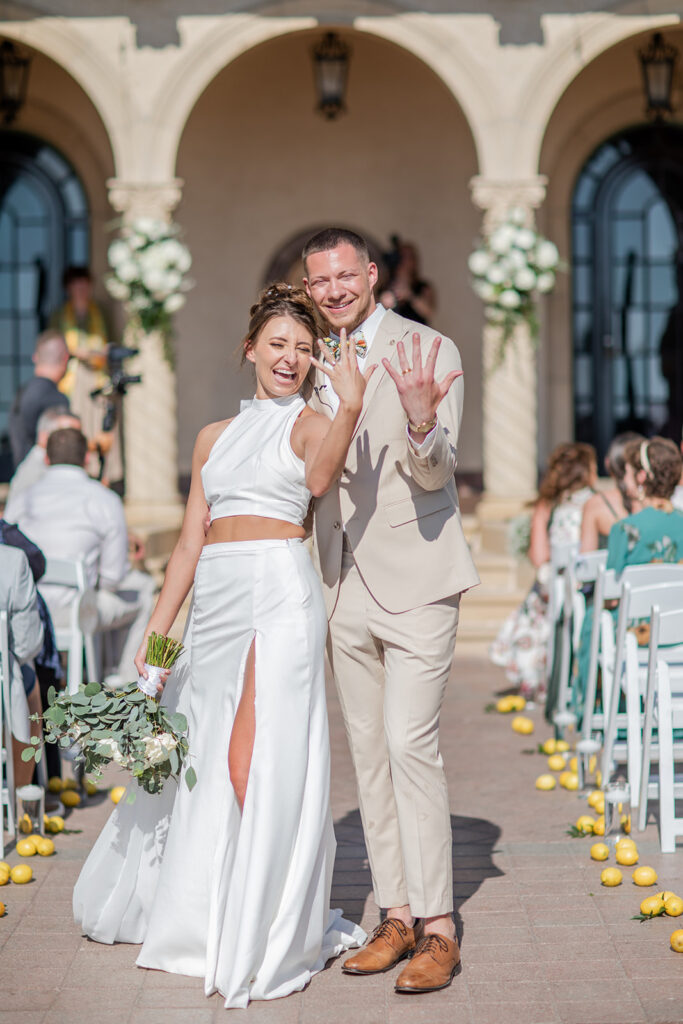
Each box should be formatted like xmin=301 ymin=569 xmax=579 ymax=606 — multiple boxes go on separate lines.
xmin=304 ymin=243 xmax=378 ymax=334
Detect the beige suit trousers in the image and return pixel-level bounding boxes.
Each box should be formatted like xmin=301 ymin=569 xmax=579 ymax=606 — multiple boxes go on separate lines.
xmin=328 ymin=549 xmax=459 ymax=918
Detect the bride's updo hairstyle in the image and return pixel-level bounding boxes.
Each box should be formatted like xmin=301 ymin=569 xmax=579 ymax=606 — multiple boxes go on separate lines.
xmin=241 ymin=282 xmax=322 ymax=364
xmin=624 ymin=436 xmax=682 ymax=499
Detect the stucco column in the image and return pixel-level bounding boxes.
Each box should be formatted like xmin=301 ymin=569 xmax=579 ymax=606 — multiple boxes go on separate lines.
xmin=470 ymin=175 xmax=548 ymax=518
xmin=107 ymin=179 xmax=184 ymax=514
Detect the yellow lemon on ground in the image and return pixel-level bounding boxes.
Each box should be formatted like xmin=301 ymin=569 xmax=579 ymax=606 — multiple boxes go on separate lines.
xmin=640 ymin=895 xmax=665 ymax=916
xmin=0 ymin=901 xmax=5 ymax=916
xmin=18 ymin=813 xmax=33 ymax=834
xmin=509 ymin=695 xmax=526 ymax=711
xmin=670 ymin=930 xmax=683 ymax=952
xmin=35 ymin=838 xmax=55 ymax=857
xmin=547 ymin=754 xmax=566 ymax=772
xmin=632 ymin=866 xmax=658 ymax=887
xmin=656 ymin=891 xmax=677 ymax=903
xmin=616 ymin=845 xmax=639 ymax=866
xmin=535 ymin=774 xmax=557 ymax=791
xmin=595 ymin=769 xmax=603 ymax=788
xmin=45 ymin=816 xmax=64 ymax=834
xmin=593 ymin=817 xmax=605 ymax=836
xmin=590 ymin=843 xmax=609 ymax=861
xmin=621 ymin=814 xmax=631 ymax=834
xmin=110 ymin=786 xmax=126 ymax=804
xmin=61 ymin=778 xmax=78 ymax=791
xmin=576 ymin=814 xmax=596 ymax=833
xmin=587 ymin=789 xmax=602 ymax=809
xmin=588 ymin=754 xmax=597 ymax=774
xmin=601 ymin=867 xmax=623 ymax=886
xmin=16 ymin=838 xmax=37 ymax=857
xmin=541 ymin=738 xmax=557 ymax=755
xmin=0 ymin=862 xmax=10 ymax=874
xmin=562 ymin=772 xmax=580 ymax=791
xmin=9 ymin=865 xmax=32 ymax=884
xmin=556 ymin=739 xmax=570 ymax=753
xmin=84 ymin=780 xmax=98 ymax=796
xmin=617 ymin=836 xmax=637 ymax=849
xmin=0 ymin=871 xmax=9 ymax=886
xmin=511 ymin=715 xmax=534 ymax=735
xmin=47 ymin=776 xmax=63 ymax=793
xmin=665 ymin=896 xmax=683 ymax=917
xmin=569 ymin=756 xmax=578 ymax=773
xmin=496 ymin=696 xmax=515 ymax=713
xmin=61 ymin=790 xmax=81 ymax=808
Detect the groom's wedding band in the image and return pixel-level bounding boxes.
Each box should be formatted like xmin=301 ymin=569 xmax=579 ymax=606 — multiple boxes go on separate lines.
xmin=401 ymin=368 xmax=410 ymax=376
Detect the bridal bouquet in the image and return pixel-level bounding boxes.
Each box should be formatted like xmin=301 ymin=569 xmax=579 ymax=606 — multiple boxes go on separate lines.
xmin=22 ymin=635 xmax=196 ymax=796
xmin=105 ymin=217 xmax=193 ymax=366
xmin=468 ymin=207 xmax=562 ymax=361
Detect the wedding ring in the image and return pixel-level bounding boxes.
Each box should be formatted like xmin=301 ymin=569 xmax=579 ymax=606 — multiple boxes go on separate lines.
xmin=401 ymin=368 xmax=410 ymax=376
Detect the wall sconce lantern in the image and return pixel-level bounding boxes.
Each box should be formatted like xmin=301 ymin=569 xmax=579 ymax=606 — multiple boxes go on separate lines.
xmin=639 ymin=32 xmax=678 ymax=119
xmin=312 ymin=32 xmax=350 ymax=120
xmin=0 ymin=39 xmax=31 ymax=125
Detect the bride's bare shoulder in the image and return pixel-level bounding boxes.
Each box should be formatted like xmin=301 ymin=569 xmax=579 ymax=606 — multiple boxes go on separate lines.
xmin=194 ymin=418 xmax=234 ymax=459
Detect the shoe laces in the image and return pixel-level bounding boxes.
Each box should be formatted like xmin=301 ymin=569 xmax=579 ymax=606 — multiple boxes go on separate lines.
xmin=414 ymin=934 xmax=450 ymax=959
xmin=371 ymin=918 xmax=408 ymax=944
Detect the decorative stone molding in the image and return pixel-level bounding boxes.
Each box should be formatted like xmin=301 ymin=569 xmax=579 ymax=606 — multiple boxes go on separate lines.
xmin=470 ymin=175 xmax=548 ymax=229
xmin=106 ymin=179 xmax=184 ymax=222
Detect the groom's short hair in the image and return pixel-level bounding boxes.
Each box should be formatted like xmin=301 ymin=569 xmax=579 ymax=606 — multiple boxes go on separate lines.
xmin=302 ymin=228 xmax=370 ymax=269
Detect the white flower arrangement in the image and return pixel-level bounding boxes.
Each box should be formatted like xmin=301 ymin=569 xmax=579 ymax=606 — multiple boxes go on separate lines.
xmin=105 ymin=217 xmax=193 ymax=366
xmin=468 ymin=207 xmax=562 ymax=365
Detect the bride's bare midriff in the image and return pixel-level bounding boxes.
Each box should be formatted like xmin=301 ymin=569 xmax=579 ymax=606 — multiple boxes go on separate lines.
xmin=206 ymin=515 xmax=305 ymax=544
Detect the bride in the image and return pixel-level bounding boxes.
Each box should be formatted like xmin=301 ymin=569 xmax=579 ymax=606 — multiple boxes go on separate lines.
xmin=73 ymin=283 xmax=373 ymax=1008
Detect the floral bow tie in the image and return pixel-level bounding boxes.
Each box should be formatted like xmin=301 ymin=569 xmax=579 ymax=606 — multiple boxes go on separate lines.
xmin=322 ymin=330 xmax=367 ymax=362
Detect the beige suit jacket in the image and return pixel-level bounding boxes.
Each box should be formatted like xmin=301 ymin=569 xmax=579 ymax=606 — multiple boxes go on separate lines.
xmin=310 ymin=308 xmax=480 ymax=618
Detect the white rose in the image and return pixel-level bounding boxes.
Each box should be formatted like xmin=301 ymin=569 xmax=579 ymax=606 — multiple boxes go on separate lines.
xmin=468 ymin=250 xmax=490 ymax=276
xmin=157 ymin=732 xmax=178 ymax=753
xmin=142 ymin=268 xmax=168 ymax=293
xmin=175 ymin=248 xmax=192 ymax=273
xmin=139 ymin=247 xmax=167 ymax=273
xmin=117 ymin=260 xmax=139 ymax=284
xmin=143 ymin=735 xmax=170 ymax=766
xmin=508 ymin=206 xmax=527 ymax=227
xmin=535 ymin=241 xmax=559 ymax=270
xmin=164 ymin=270 xmax=182 ymax=293
xmin=515 ymin=228 xmax=536 ymax=251
xmin=98 ymin=738 xmax=126 ymax=764
xmin=486 ymin=264 xmax=506 ymax=286
xmin=489 ymin=226 xmax=516 ymax=255
xmin=473 ymin=280 xmax=496 ymax=302
xmin=536 ymin=271 xmax=556 ymax=293
xmin=105 ymin=278 xmax=131 ymax=301
xmin=499 ymin=289 xmax=521 ymax=309
xmin=514 ymin=268 xmax=537 ymax=291
xmin=164 ymin=293 xmax=186 ymax=313
xmin=130 ymin=294 xmax=149 ymax=312
xmin=127 ymin=233 xmax=146 ymax=251
xmin=506 ymin=249 xmax=528 ymax=271
xmin=108 ymin=240 xmax=130 ymax=267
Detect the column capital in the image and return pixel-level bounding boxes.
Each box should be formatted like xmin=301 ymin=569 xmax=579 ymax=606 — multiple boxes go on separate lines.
xmin=106 ymin=178 xmax=184 ymax=221
xmin=469 ymin=175 xmax=548 ymax=225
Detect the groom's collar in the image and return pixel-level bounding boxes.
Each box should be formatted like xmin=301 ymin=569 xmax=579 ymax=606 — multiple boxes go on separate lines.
xmin=326 ymin=302 xmax=386 ymax=345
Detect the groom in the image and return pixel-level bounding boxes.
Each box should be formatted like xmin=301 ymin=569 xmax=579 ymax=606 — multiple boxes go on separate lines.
xmin=304 ymin=228 xmax=479 ymax=993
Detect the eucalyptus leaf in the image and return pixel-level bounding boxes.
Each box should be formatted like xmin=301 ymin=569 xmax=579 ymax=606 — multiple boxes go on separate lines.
xmin=21 ymin=747 xmax=35 ymax=761
xmin=84 ymin=682 xmax=102 ymax=696
xmin=185 ymin=766 xmax=197 ymax=790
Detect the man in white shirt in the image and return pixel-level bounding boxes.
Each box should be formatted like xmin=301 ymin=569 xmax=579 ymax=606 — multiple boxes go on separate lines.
xmin=10 ymin=427 xmax=156 ymax=685
xmin=5 ymin=406 xmax=82 ymax=519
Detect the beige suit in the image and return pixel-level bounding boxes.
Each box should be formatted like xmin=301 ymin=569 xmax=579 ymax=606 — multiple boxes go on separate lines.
xmin=311 ymin=308 xmax=479 ymax=917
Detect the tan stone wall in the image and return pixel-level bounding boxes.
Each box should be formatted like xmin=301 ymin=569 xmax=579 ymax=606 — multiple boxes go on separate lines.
xmin=173 ymin=28 xmax=482 ymax=474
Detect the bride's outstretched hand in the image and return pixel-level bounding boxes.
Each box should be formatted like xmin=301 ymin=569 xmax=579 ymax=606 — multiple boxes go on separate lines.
xmin=309 ymin=328 xmax=376 ymax=415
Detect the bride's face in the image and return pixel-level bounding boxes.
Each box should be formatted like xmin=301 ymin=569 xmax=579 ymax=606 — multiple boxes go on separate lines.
xmin=246 ymin=315 xmax=314 ymax=399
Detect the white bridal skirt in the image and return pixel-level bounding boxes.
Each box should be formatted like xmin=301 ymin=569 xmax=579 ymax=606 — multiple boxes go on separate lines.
xmin=73 ymin=539 xmax=365 ymax=1008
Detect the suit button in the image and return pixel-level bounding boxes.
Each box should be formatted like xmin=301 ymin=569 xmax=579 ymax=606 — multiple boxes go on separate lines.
xmin=333 ymin=521 xmax=341 ymax=530
xmin=430 ymin=456 xmax=438 ymax=466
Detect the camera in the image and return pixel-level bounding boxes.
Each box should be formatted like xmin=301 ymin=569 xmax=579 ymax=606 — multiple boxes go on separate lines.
xmin=91 ymin=345 xmax=142 ymax=433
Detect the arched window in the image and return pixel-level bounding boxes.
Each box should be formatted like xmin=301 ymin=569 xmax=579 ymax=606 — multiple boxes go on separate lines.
xmin=572 ymin=125 xmax=683 ymax=461
xmin=0 ymin=131 xmax=89 ymax=465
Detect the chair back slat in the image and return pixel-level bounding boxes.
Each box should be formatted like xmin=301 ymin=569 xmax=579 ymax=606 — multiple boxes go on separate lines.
xmin=653 ymin=607 xmax=683 ymax=649
xmin=575 ymin=549 xmax=607 ymax=583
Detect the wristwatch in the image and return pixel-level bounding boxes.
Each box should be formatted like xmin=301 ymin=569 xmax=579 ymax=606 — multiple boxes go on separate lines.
xmin=408 ymin=416 xmax=437 ymax=434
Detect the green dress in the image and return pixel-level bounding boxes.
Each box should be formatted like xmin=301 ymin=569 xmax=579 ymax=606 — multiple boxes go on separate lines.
xmin=574 ymin=507 xmax=683 ymax=722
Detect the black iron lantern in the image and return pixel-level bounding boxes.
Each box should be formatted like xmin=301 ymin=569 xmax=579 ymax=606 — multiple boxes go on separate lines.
xmin=638 ymin=32 xmax=678 ymax=119
xmin=0 ymin=39 xmax=31 ymax=125
xmin=312 ymin=32 xmax=350 ymax=120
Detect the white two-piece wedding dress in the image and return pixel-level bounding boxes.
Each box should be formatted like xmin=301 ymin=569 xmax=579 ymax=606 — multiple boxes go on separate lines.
xmin=73 ymin=394 xmax=365 ymax=1009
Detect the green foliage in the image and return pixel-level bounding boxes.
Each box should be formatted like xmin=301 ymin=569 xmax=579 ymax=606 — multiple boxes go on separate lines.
xmin=145 ymin=632 xmax=184 ymax=669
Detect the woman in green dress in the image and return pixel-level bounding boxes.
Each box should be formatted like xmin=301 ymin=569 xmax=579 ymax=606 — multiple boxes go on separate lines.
xmin=574 ymin=437 xmax=683 ymax=720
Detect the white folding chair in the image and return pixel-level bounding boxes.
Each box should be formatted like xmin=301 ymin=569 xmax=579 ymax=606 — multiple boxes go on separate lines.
xmin=637 ymin=605 xmax=683 ymax=851
xmin=38 ymin=559 xmax=99 ymax=694
xmin=601 ymin=573 xmax=683 ymax=804
xmin=0 ymin=611 xmax=16 ymax=857
xmin=572 ymin=550 xmax=608 ymax=650
xmin=546 ymin=542 xmax=578 ymax=730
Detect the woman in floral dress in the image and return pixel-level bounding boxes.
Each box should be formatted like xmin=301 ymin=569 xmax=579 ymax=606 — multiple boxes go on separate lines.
xmin=490 ymin=443 xmax=597 ymax=700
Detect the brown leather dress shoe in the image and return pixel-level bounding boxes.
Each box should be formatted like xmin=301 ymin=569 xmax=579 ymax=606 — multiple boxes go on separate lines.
xmin=342 ymin=918 xmax=416 ymax=975
xmin=394 ymin=934 xmax=461 ymax=993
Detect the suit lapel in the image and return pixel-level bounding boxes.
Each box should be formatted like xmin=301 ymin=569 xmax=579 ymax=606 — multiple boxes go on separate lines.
xmin=352 ymin=309 xmax=409 ymax=439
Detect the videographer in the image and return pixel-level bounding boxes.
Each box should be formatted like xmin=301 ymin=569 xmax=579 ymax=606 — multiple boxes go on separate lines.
xmin=379 ymin=236 xmax=436 ymax=327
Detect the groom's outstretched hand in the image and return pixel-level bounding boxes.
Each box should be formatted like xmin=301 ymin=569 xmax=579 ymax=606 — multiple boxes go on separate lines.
xmin=382 ymin=334 xmax=462 ymax=441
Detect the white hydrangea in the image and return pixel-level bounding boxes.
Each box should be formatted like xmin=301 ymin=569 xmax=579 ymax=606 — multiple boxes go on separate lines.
xmin=105 ymin=278 xmax=131 ymax=301
xmin=468 ymin=250 xmax=491 ymax=276
xmin=108 ymin=240 xmax=130 ymax=267
xmin=535 ymin=241 xmax=560 ymax=270
xmin=164 ymin=293 xmax=186 ymax=313
xmin=506 ymin=249 xmax=528 ymax=271
xmin=117 ymin=260 xmax=139 ymax=284
xmin=508 ymin=206 xmax=527 ymax=227
xmin=499 ymin=289 xmax=522 ymax=309
xmin=536 ymin=271 xmax=556 ymax=293
xmin=515 ymin=228 xmax=536 ymax=251
xmin=514 ymin=268 xmax=537 ymax=291
xmin=489 ymin=225 xmax=516 ymax=256
xmin=486 ymin=264 xmax=506 ymax=286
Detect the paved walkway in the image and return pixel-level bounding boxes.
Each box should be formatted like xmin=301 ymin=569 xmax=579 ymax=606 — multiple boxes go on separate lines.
xmin=2 ymin=651 xmax=683 ymax=1023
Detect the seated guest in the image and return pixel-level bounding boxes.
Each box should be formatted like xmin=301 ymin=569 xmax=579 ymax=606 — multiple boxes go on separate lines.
xmin=9 ymin=428 xmax=156 ymax=687
xmin=5 ymin=406 xmax=81 ymax=518
xmin=8 ymin=330 xmax=70 ymax=469
xmin=574 ymin=437 xmax=683 ymax=718
xmin=490 ymin=442 xmax=597 ymax=701
xmin=0 ymin=546 xmax=44 ymax=787
xmin=580 ymin=432 xmax=643 ymax=552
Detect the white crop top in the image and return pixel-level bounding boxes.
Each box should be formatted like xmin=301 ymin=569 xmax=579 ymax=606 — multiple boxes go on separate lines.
xmin=201 ymin=394 xmax=311 ymax=526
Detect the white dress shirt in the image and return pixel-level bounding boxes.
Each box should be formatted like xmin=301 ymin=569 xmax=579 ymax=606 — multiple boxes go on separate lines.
xmin=10 ymin=465 xmax=130 ymax=607
xmin=5 ymin=445 xmax=47 ymax=522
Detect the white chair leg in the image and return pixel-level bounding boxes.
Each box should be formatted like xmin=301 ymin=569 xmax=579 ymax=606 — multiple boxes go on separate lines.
xmin=625 ymin=636 xmax=642 ymax=806
xmin=657 ymin=664 xmax=676 ymax=853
